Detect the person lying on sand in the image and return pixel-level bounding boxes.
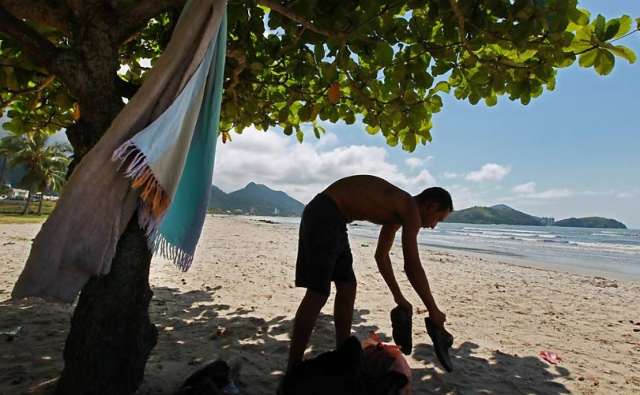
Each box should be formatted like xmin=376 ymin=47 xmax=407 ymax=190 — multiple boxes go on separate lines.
xmin=286 ymin=175 xmax=453 ymax=372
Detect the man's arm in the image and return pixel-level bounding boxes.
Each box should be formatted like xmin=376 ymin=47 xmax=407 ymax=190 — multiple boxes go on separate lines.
xmin=374 ymin=224 xmax=411 ymax=312
xmin=400 ymin=199 xmax=446 ymax=327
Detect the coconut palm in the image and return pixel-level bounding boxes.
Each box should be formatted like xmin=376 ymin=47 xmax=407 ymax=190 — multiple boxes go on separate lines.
xmin=0 ymin=130 xmax=70 ymax=215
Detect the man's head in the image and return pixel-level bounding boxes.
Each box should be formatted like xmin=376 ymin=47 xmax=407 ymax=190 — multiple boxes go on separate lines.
xmin=414 ymin=187 xmax=453 ymax=229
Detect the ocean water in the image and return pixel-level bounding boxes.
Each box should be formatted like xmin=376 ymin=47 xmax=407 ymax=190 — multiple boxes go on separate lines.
xmin=244 ymin=216 xmax=640 ymax=280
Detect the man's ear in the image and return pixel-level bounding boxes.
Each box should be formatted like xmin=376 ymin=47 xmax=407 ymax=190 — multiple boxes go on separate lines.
xmin=424 ymin=201 xmax=437 ymax=213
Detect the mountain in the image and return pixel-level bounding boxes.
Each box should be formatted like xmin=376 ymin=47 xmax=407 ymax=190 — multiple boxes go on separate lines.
xmin=209 ymin=182 xmax=304 ymax=216
xmin=208 ymin=185 xmax=236 ymax=211
xmin=445 ymin=204 xmax=627 ymax=228
xmin=554 ymin=217 xmax=627 ymax=229
xmin=445 ymin=204 xmax=543 ymax=226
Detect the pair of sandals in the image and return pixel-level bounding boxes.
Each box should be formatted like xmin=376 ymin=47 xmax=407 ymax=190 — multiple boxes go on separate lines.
xmin=390 ymin=306 xmax=454 ymax=372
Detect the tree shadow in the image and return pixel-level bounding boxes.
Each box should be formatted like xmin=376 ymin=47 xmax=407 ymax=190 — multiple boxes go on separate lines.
xmin=0 ymin=287 xmax=571 ymax=395
xmin=139 ymin=287 xmax=386 ymax=394
xmin=139 ymin=287 xmax=571 ymax=394
xmin=410 ymin=341 xmax=570 ymax=394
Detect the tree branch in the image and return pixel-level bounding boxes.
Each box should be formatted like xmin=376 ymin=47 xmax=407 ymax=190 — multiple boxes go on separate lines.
xmin=0 ymin=0 xmax=72 ymax=32
xmin=115 ymin=0 xmax=356 ymax=48
xmin=0 ymin=5 xmax=85 ymax=96
xmin=0 ymin=6 xmax=62 ymax=71
xmin=114 ymin=0 xmax=186 ymax=45
xmin=257 ymin=0 xmax=347 ymax=39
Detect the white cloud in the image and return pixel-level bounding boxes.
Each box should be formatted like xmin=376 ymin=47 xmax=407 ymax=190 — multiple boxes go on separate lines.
xmin=616 ymin=192 xmax=635 ymax=199
xmin=442 ymin=185 xmax=476 ymax=210
xmin=405 ymin=158 xmax=423 ymax=168
xmin=213 ymin=127 xmax=437 ymax=203
xmin=512 ymin=182 xmax=536 ymax=194
xmin=510 ymin=181 xmax=573 ymax=199
xmin=404 ymin=156 xmax=433 ymax=169
xmin=529 ymin=188 xmax=573 ymax=199
xmin=314 ymin=131 xmax=338 ymax=149
xmin=465 ymin=163 xmax=511 ymax=182
xmin=442 ymin=172 xmax=460 ymax=179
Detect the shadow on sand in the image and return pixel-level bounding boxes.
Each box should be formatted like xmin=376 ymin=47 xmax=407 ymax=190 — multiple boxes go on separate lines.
xmin=0 ymin=286 xmax=570 ymax=394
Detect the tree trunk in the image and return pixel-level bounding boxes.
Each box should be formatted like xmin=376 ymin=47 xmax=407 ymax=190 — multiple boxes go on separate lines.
xmin=56 ymin=113 xmax=156 ymax=392
xmin=53 ymin=8 xmax=157 ymax=393
xmin=37 ymin=193 xmax=44 ymax=215
xmin=56 ymin=217 xmax=157 ymax=395
xmin=0 ymin=157 xmax=6 ymax=184
xmin=21 ymin=190 xmax=32 ymax=215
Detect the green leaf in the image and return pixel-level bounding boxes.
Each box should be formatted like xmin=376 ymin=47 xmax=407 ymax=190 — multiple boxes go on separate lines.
xmin=375 ymin=42 xmax=394 ymax=66
xmin=298 ymin=104 xmax=313 ymax=122
xmin=312 ymin=124 xmax=325 ymax=139
xmin=296 ymin=129 xmax=304 ymax=143
xmin=484 ymin=95 xmax=497 ymax=107
xmin=283 ymin=125 xmax=293 ymax=136
xmin=569 ymin=8 xmax=590 ymax=26
xmin=433 ymin=81 xmax=450 ymax=93
xmin=604 ymin=19 xmax=620 ymax=41
xmin=610 ymin=45 xmax=636 ymax=64
xmin=314 ymin=44 xmax=325 ymax=63
xmin=278 ymin=108 xmax=290 ymax=123
xmin=613 ymin=16 xmax=633 ymax=39
xmin=594 ymin=15 xmax=606 ymax=40
xmin=366 ymin=125 xmax=380 ymax=135
xmin=322 ymin=63 xmax=337 ymax=82
xmin=558 ymin=53 xmax=576 ymax=68
xmin=594 ymin=49 xmax=615 ymax=75
xmin=344 ymin=110 xmax=356 ymax=125
xmin=401 ymin=132 xmax=417 ymax=152
xmin=578 ymin=49 xmax=598 ymax=68
xmin=385 ymin=133 xmax=398 ymax=147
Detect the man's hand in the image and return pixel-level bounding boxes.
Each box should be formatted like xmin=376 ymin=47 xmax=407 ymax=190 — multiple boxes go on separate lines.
xmin=429 ymin=307 xmax=446 ymax=329
xmin=395 ymin=296 xmax=413 ymax=316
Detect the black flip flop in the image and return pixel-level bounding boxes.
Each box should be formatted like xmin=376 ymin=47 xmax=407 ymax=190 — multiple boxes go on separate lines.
xmin=390 ymin=305 xmax=412 ymax=355
xmin=425 ymin=317 xmax=454 ymax=372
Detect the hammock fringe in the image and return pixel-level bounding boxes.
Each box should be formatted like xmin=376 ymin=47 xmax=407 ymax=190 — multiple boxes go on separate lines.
xmin=113 ymin=142 xmax=192 ymax=270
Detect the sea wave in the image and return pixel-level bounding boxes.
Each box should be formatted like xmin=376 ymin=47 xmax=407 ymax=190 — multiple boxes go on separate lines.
xmin=571 ymin=241 xmax=640 ymax=253
xmin=462 ymin=227 xmax=550 ymax=234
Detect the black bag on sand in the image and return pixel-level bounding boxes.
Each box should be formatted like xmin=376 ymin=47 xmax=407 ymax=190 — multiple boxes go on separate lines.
xmin=280 ymin=336 xmax=408 ymax=395
xmin=177 ymin=359 xmax=240 ymax=395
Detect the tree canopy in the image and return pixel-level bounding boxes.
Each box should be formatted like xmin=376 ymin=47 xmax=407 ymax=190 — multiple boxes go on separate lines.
xmin=1 ymin=0 xmax=638 ymax=154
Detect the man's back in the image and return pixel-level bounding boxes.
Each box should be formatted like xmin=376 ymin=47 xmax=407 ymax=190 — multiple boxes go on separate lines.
xmin=323 ymin=175 xmax=411 ymax=225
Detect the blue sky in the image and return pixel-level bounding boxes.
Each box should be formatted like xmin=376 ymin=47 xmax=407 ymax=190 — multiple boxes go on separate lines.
xmin=215 ymin=0 xmax=640 ymax=228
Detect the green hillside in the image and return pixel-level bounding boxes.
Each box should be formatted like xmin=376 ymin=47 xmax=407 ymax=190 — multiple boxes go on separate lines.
xmin=554 ymin=217 xmax=627 ymax=229
xmin=445 ymin=204 xmax=543 ymax=226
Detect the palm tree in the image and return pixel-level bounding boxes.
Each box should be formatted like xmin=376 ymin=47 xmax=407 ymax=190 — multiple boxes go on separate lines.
xmin=0 ymin=131 xmax=70 ymax=215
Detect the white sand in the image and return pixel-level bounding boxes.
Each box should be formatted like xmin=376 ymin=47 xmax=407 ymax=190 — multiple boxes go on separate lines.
xmin=1 ymin=215 xmax=639 ymax=394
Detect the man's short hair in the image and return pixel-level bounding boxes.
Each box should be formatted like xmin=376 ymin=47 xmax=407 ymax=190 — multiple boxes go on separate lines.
xmin=415 ymin=187 xmax=453 ymax=212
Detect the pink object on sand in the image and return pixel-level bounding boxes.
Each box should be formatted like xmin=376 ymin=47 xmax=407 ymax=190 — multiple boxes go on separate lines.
xmin=362 ymin=332 xmax=412 ymax=395
xmin=539 ymin=351 xmax=562 ymax=364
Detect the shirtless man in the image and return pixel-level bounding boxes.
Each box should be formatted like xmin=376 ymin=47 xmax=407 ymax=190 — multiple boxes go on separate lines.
xmin=287 ymin=174 xmax=453 ymax=371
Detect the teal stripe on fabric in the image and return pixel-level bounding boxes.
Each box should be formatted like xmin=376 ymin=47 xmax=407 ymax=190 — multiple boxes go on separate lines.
xmin=155 ymin=12 xmax=227 ymax=269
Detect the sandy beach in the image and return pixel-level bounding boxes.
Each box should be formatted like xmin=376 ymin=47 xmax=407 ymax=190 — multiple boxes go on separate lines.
xmin=1 ymin=215 xmax=639 ymax=394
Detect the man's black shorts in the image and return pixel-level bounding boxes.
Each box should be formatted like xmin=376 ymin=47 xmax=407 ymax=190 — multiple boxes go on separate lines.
xmin=295 ymin=193 xmax=355 ymax=296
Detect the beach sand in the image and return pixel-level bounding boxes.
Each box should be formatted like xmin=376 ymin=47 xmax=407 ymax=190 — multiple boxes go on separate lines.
xmin=1 ymin=215 xmax=639 ymax=394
